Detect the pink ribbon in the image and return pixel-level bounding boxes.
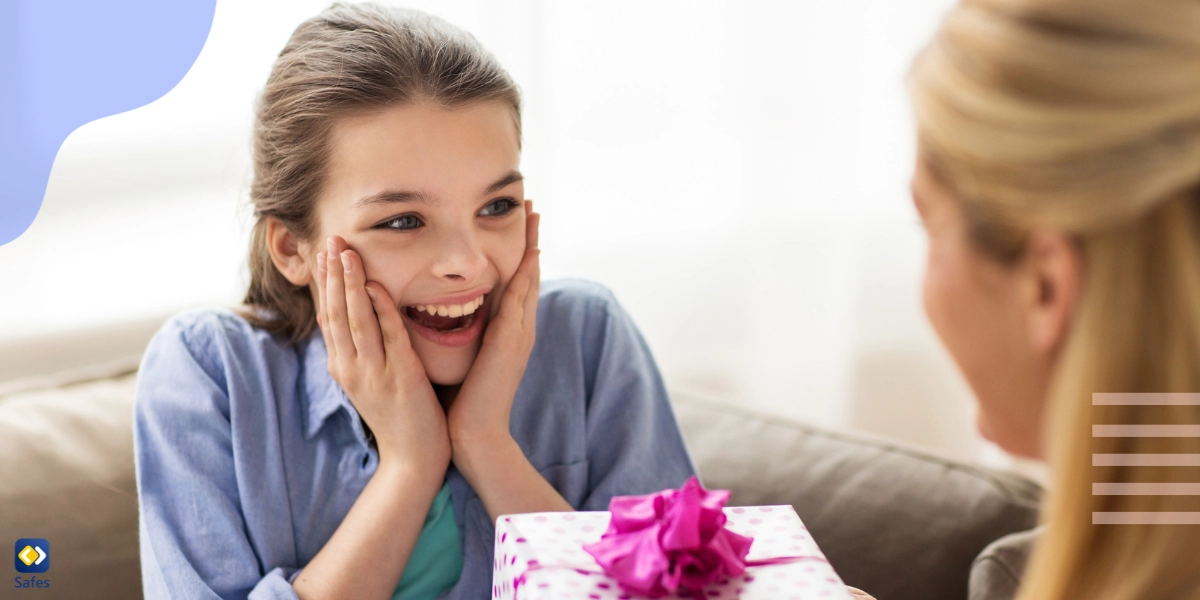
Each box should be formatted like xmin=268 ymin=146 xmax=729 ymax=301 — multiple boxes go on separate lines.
xmin=577 ymin=476 xmax=802 ymax=599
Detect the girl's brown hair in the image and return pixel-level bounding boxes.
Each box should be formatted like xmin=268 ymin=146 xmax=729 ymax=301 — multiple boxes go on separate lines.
xmin=910 ymin=0 xmax=1200 ymax=597
xmin=241 ymin=2 xmax=521 ymax=344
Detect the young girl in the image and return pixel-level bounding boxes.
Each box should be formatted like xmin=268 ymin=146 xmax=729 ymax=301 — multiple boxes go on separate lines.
xmin=132 ymin=4 xmax=696 ymax=599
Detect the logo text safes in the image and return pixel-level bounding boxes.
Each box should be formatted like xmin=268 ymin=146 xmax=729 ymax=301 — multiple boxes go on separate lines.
xmin=14 ymin=539 xmax=50 ymax=590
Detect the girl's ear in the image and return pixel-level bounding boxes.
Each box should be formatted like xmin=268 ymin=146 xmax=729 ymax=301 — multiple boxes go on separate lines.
xmin=265 ymin=217 xmax=313 ymax=286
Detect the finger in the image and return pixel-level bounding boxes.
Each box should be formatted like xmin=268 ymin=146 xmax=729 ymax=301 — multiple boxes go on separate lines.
xmin=499 ymin=260 xmax=532 ymax=323
xmin=315 ymin=251 xmax=337 ymax=364
xmin=340 ymin=248 xmax=383 ymax=367
xmin=363 ymin=281 xmax=417 ymax=361
xmin=522 ymin=247 xmax=540 ymax=331
xmin=523 ymin=210 xmax=540 ymax=330
xmin=526 ymin=209 xmax=539 ymax=249
xmin=314 ymin=251 xmax=326 ymax=319
xmin=500 ymin=247 xmax=537 ymax=325
xmin=324 ymin=236 xmax=357 ymax=361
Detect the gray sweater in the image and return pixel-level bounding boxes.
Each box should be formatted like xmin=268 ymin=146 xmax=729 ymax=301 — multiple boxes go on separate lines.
xmin=969 ymin=527 xmax=1042 ymax=600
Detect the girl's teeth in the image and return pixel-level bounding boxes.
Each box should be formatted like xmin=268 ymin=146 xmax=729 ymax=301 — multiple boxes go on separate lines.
xmin=411 ymin=295 xmax=486 ymax=319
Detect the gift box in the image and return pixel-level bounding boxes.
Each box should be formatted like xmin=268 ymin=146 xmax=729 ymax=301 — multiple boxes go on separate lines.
xmin=492 ymin=480 xmax=849 ymax=600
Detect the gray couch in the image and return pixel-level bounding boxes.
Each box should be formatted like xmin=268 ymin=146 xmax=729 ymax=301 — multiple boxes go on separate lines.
xmin=0 ymin=315 xmax=1042 ymax=599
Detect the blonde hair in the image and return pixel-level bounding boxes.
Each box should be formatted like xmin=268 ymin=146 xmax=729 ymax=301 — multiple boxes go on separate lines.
xmin=909 ymin=0 xmax=1200 ymax=598
xmin=242 ymin=2 xmax=521 ymax=344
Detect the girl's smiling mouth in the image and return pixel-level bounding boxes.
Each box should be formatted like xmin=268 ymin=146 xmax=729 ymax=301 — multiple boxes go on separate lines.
xmin=401 ymin=293 xmax=489 ymax=347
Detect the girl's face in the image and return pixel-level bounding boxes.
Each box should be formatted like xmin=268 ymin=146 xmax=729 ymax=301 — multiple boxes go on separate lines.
xmin=308 ymin=100 xmax=526 ymax=386
xmin=912 ymin=156 xmax=1071 ymax=459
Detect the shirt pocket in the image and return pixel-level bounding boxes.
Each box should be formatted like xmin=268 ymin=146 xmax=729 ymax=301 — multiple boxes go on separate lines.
xmin=535 ymin=459 xmax=590 ymax=509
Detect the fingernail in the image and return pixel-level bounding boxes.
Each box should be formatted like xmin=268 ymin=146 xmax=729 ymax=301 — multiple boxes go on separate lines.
xmin=365 ymin=287 xmax=377 ymax=300
xmin=340 ymin=251 xmax=352 ymax=272
xmin=327 ymin=237 xmax=335 ymax=255
xmin=316 ymin=252 xmax=326 ymax=270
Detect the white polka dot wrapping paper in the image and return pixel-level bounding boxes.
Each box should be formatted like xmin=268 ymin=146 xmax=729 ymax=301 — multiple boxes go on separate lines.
xmin=491 ymin=506 xmax=851 ymax=600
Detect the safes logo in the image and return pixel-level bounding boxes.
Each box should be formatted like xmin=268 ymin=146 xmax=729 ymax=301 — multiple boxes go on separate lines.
xmin=14 ymin=539 xmax=49 ymax=574
xmin=13 ymin=538 xmax=50 ymax=590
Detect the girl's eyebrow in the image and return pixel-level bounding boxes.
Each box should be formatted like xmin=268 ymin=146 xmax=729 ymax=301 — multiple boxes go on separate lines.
xmin=354 ymin=189 xmax=438 ymax=208
xmin=354 ymin=171 xmax=523 ymax=208
xmin=485 ymin=170 xmax=523 ymax=195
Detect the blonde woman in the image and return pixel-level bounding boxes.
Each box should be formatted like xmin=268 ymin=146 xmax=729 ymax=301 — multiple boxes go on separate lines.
xmin=898 ymin=0 xmax=1200 ymax=598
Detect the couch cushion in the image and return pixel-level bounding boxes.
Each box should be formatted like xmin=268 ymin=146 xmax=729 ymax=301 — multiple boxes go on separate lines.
xmin=0 ymin=367 xmax=142 ymax=599
xmin=671 ymin=389 xmax=1043 ymax=600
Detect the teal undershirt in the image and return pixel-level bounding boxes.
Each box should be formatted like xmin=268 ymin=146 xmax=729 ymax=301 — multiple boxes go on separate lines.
xmin=391 ymin=480 xmax=463 ymax=600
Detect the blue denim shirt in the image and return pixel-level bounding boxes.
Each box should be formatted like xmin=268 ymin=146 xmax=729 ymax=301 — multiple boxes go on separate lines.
xmin=133 ymin=279 xmax=697 ymax=599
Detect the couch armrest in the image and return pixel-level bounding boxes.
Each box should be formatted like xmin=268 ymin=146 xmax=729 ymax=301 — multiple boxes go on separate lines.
xmin=0 ymin=370 xmax=142 ymax=599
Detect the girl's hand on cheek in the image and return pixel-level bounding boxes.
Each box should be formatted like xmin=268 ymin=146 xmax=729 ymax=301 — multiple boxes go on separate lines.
xmin=316 ymin=235 xmax=451 ymax=476
xmin=447 ymin=204 xmax=540 ymax=447
xmin=443 ymin=205 xmax=570 ymax=522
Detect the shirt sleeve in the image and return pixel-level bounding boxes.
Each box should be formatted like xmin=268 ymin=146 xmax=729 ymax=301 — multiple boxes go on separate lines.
xmin=133 ymin=317 xmax=300 ymax=600
xmin=579 ymin=293 xmax=699 ymax=510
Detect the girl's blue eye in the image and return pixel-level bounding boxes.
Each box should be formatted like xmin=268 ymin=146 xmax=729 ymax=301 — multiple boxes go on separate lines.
xmin=377 ymin=214 xmax=422 ymax=230
xmin=479 ymin=198 xmax=518 ymax=217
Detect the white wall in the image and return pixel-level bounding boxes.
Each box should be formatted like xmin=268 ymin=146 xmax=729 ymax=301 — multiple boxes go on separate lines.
xmin=1 ymin=0 xmax=1031 ymax=470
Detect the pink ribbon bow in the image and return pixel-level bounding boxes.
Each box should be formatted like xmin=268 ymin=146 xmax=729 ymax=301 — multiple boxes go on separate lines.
xmin=582 ymin=476 xmax=754 ymax=598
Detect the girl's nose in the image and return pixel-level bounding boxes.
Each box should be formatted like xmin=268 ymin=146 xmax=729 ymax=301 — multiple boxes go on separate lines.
xmin=430 ymin=228 xmax=488 ymax=283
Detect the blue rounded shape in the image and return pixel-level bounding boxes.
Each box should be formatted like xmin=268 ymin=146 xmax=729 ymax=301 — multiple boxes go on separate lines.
xmin=0 ymin=0 xmax=217 ymax=246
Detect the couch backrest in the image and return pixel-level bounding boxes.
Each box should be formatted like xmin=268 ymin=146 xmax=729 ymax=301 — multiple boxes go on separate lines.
xmin=0 ymin=319 xmax=1042 ymax=600
xmin=671 ymin=388 xmax=1043 ymax=600
xmin=0 ymin=316 xmax=165 ymax=386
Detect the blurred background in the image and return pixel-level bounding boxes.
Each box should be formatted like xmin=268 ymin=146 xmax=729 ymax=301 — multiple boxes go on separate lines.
xmin=0 ymin=0 xmax=1037 ymax=474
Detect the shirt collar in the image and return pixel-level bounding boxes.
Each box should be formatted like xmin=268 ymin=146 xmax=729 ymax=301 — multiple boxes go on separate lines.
xmin=301 ymin=331 xmax=357 ymax=441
